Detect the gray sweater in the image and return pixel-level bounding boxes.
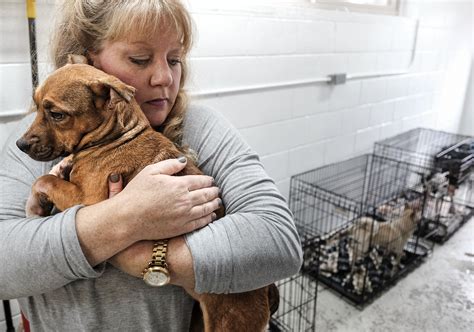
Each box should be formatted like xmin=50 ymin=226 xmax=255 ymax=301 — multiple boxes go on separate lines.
xmin=0 ymin=104 xmax=302 ymax=331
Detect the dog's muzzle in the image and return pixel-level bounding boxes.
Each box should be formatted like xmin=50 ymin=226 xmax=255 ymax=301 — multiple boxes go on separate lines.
xmin=16 ymin=137 xmax=33 ymax=153
xmin=16 ymin=136 xmax=56 ymax=161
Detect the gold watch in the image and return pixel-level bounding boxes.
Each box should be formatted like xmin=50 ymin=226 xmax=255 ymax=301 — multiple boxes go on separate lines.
xmin=142 ymin=239 xmax=170 ymax=287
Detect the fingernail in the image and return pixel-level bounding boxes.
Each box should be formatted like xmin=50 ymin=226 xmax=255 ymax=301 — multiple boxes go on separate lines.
xmin=109 ymin=173 xmax=120 ymax=183
xmin=211 ymin=212 xmax=217 ymax=221
xmin=177 ymin=156 xmax=187 ymax=163
xmin=218 ymin=198 xmax=223 ymax=207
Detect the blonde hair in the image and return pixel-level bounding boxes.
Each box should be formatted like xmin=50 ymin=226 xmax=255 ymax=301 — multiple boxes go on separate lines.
xmin=50 ymin=0 xmax=193 ymax=147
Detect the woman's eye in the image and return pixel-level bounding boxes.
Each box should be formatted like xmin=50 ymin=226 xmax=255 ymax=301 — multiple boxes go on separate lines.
xmin=129 ymin=57 xmax=150 ymax=66
xmin=168 ymin=58 xmax=182 ymax=66
xmin=49 ymin=111 xmax=65 ymax=121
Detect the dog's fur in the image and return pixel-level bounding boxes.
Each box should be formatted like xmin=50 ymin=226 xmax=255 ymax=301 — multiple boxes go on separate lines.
xmin=371 ymin=205 xmax=420 ymax=262
xmin=17 ymin=55 xmax=278 ymax=332
xmin=350 ymin=203 xmax=421 ymax=264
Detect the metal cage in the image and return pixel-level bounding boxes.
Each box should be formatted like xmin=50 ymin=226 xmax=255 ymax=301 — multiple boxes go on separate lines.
xmin=289 ymin=154 xmax=434 ymax=306
xmin=269 ymin=270 xmax=318 ymax=332
xmin=374 ymin=128 xmax=473 ymax=243
xmin=374 ymin=128 xmax=469 ymax=166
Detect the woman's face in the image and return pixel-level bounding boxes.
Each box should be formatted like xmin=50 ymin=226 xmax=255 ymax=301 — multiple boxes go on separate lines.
xmin=89 ymin=28 xmax=183 ymax=128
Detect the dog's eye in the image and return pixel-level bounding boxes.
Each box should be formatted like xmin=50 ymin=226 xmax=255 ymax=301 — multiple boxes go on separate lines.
xmin=49 ymin=111 xmax=65 ymax=121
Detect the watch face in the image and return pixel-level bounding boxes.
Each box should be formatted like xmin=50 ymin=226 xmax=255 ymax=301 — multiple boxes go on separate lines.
xmin=144 ymin=267 xmax=170 ymax=287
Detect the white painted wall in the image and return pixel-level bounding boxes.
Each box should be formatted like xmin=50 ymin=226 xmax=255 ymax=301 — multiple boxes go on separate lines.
xmin=460 ymin=57 xmax=473 ymax=135
xmin=459 ymin=4 xmax=473 ymax=137
xmin=1 ymin=0 xmax=473 ymax=327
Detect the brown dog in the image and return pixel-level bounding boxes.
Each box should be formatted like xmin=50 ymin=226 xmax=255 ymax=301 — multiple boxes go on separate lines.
xmin=16 ymin=55 xmax=278 ymax=332
xmin=350 ymin=202 xmax=421 ymax=265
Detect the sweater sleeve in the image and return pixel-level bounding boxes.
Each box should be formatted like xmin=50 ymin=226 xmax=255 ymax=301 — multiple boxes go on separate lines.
xmin=183 ymin=105 xmax=303 ymax=294
xmin=0 ymin=114 xmax=104 ymax=300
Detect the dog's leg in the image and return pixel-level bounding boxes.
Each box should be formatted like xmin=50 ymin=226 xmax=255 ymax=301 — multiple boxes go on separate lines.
xmin=26 ymin=190 xmax=54 ymax=217
xmin=267 ymin=283 xmax=280 ymax=316
xmin=27 ymin=175 xmax=84 ymax=216
xmin=197 ymin=287 xmax=271 ymax=332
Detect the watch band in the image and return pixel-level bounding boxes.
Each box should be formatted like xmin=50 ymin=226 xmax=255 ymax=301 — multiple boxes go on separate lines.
xmin=142 ymin=239 xmax=169 ymax=276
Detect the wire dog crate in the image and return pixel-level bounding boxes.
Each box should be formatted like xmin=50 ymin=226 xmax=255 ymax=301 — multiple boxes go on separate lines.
xmin=289 ymin=154 xmax=434 ymax=306
xmin=269 ymin=269 xmax=318 ymax=332
xmin=374 ymin=128 xmax=473 ymax=243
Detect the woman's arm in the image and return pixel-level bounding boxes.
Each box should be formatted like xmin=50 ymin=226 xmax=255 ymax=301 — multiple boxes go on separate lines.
xmin=108 ymin=236 xmax=196 ymax=291
xmin=183 ymin=105 xmax=303 ymax=294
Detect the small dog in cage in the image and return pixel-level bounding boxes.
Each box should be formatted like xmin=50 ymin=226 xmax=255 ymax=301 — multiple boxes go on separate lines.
xmin=372 ymin=205 xmax=419 ymax=264
xmin=350 ymin=201 xmax=421 ymax=265
xmin=349 ymin=216 xmax=375 ymax=263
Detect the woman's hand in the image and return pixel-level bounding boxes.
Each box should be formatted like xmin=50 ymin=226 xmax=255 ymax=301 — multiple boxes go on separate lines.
xmin=112 ymin=157 xmax=221 ymax=242
xmin=107 ymin=157 xmax=219 ymax=285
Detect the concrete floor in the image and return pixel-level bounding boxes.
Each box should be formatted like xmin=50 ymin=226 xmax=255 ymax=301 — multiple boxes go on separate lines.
xmin=314 ymin=218 xmax=474 ymax=332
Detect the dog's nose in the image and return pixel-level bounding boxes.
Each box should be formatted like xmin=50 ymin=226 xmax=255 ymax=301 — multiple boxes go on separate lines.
xmin=16 ymin=138 xmax=32 ymax=153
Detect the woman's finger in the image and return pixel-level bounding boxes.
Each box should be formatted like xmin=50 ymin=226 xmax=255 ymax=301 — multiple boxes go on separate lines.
xmin=108 ymin=173 xmax=123 ymax=198
xmin=188 ymin=186 xmax=220 ymax=206
xmin=183 ymin=175 xmax=215 ymax=192
xmin=185 ymin=212 xmax=217 ymax=233
xmin=188 ymin=197 xmax=222 ymax=220
xmin=146 ymin=157 xmax=188 ymax=176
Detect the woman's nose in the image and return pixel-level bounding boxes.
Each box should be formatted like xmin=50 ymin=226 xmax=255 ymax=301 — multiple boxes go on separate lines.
xmin=150 ymin=61 xmax=173 ymax=87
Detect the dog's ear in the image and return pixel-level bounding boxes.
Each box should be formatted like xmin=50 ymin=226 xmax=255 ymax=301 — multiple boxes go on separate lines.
xmin=89 ymin=77 xmax=136 ymax=109
xmin=67 ymin=54 xmax=89 ymax=65
xmin=104 ymin=77 xmax=136 ymax=103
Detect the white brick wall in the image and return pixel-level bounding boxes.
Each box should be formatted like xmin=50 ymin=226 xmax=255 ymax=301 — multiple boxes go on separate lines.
xmin=0 ymin=0 xmax=473 ymax=324
xmin=0 ymin=0 xmax=471 ymax=196
xmin=186 ymin=0 xmax=472 ymax=193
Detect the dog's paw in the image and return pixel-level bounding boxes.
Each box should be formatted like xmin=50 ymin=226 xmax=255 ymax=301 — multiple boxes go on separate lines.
xmin=49 ymin=155 xmax=73 ymax=180
xmin=26 ymin=177 xmax=55 ymax=217
xmin=26 ymin=191 xmax=54 ymax=217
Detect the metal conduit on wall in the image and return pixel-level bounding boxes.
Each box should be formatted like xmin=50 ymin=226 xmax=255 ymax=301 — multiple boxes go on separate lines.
xmin=190 ymin=19 xmax=420 ymax=98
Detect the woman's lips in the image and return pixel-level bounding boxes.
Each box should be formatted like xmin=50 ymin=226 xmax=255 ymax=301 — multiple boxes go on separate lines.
xmin=146 ymin=98 xmax=168 ymax=107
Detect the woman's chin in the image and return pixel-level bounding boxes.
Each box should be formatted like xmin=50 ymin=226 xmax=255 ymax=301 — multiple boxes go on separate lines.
xmin=142 ymin=108 xmax=169 ymax=128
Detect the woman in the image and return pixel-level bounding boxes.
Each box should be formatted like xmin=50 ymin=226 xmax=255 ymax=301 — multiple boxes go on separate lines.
xmin=0 ymin=0 xmax=302 ymax=330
